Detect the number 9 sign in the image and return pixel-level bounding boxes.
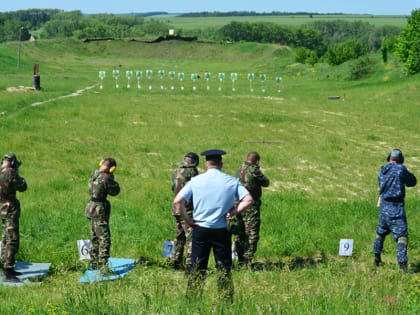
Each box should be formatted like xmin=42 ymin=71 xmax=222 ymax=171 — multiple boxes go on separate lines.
xmin=339 ymin=239 xmax=354 ymax=256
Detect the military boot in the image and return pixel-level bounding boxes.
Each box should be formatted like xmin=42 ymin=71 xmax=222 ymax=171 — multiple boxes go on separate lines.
xmin=6 ymin=268 xmax=22 ymax=276
xmin=399 ymin=262 xmax=408 ymax=273
xmin=99 ymin=263 xmax=118 ymax=276
xmin=171 ymin=259 xmax=182 ymax=271
xmin=3 ymin=268 xmax=21 ymax=283
xmin=374 ymin=254 xmax=382 ymax=267
xmin=238 ymin=256 xmax=249 ymax=269
xmin=89 ymin=261 xmax=99 ymax=270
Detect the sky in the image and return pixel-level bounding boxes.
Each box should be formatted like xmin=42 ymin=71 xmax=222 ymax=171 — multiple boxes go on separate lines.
xmin=0 ymin=0 xmax=418 ymax=15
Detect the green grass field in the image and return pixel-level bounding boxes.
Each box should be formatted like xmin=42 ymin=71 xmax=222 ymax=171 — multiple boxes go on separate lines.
xmin=151 ymin=14 xmax=408 ymax=30
xmin=0 ymin=38 xmax=419 ymax=314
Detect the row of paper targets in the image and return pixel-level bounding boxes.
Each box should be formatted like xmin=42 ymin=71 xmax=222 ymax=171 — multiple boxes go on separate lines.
xmin=98 ymin=70 xmax=283 ymax=92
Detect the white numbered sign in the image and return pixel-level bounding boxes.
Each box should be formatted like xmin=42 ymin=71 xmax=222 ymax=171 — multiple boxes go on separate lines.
xmin=77 ymin=239 xmax=91 ymax=260
xmin=162 ymin=240 xmax=174 ymax=258
xmin=339 ymin=239 xmax=354 ymax=256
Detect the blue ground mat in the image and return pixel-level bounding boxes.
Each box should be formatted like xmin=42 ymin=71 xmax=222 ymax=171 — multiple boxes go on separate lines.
xmin=79 ymin=257 xmax=136 ymax=283
xmin=0 ymin=261 xmax=51 ymax=286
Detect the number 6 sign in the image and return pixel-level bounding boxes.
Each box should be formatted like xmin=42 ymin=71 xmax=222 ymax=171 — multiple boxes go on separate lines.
xmin=339 ymin=239 xmax=354 ymax=256
xmin=77 ymin=240 xmax=91 ymax=260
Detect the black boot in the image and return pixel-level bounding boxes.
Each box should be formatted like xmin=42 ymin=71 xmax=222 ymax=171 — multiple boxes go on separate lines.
xmin=238 ymin=256 xmax=249 ymax=269
xmin=99 ymin=263 xmax=118 ymax=276
xmin=399 ymin=262 xmax=408 ymax=273
xmin=374 ymin=254 xmax=382 ymax=267
xmin=7 ymin=269 xmax=22 ymax=276
xmin=3 ymin=268 xmax=21 ymax=283
xmin=89 ymin=261 xmax=99 ymax=270
xmin=171 ymin=260 xmax=182 ymax=270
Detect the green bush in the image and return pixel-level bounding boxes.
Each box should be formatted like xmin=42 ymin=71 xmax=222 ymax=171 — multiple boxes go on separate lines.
xmin=397 ymin=9 xmax=420 ymax=74
xmin=325 ymin=39 xmax=370 ymax=65
xmin=294 ymin=47 xmax=318 ymax=65
xmin=348 ymin=55 xmax=374 ymax=80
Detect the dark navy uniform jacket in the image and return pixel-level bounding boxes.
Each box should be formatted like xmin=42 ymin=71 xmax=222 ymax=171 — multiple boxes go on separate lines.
xmin=378 ymin=162 xmax=416 ymax=217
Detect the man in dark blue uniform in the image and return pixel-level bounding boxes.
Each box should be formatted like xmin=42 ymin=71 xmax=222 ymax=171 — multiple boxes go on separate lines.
xmin=373 ymin=149 xmax=416 ymax=272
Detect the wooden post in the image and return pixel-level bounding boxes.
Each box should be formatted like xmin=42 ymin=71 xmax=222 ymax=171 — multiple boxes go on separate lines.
xmin=33 ymin=64 xmax=41 ymax=90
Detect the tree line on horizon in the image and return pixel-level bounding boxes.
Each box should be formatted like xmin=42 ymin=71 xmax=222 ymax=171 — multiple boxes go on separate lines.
xmin=178 ymin=11 xmax=351 ymax=17
xmin=0 ymin=8 xmax=419 ymax=74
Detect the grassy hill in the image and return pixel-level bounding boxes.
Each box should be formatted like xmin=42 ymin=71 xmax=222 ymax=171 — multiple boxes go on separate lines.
xmin=0 ymin=38 xmax=419 ymax=314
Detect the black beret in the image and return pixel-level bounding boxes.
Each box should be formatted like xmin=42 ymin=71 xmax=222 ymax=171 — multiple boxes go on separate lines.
xmin=201 ymin=149 xmax=226 ymax=162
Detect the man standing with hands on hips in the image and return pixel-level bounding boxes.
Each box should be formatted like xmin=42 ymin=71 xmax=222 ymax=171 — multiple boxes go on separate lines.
xmin=173 ymin=149 xmax=253 ymax=300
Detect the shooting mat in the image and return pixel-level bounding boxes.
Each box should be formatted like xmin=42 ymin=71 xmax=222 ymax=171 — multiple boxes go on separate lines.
xmin=79 ymin=257 xmax=135 ymax=283
xmin=0 ymin=261 xmax=51 ymax=286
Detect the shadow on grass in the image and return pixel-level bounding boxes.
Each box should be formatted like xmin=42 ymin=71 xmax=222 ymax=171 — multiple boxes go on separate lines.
xmin=236 ymin=250 xmax=328 ymax=272
xmin=408 ymin=261 xmax=420 ymax=274
xmin=139 ymin=251 xmax=329 ymax=273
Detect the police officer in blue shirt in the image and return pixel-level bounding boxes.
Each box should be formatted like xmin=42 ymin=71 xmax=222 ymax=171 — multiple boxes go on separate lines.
xmin=173 ymin=149 xmax=253 ymax=300
xmin=373 ymin=149 xmax=417 ymax=272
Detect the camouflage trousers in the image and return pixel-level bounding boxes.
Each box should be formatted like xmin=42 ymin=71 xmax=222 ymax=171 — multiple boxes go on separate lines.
xmin=235 ymin=206 xmax=261 ymax=262
xmin=86 ymin=200 xmax=111 ymax=267
xmin=1 ymin=201 xmax=21 ymax=269
xmin=373 ymin=207 xmax=408 ymax=263
xmin=174 ymin=216 xmax=193 ymax=269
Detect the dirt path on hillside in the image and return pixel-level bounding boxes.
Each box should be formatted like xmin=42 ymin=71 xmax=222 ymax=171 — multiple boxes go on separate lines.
xmin=30 ymin=84 xmax=98 ymax=107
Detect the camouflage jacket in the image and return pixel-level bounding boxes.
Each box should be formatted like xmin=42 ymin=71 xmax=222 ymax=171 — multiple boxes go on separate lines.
xmin=0 ymin=166 xmax=27 ymax=202
xmin=88 ymin=169 xmax=120 ymax=202
xmin=171 ymin=161 xmax=198 ymax=210
xmin=378 ymin=162 xmax=416 ymax=204
xmin=236 ymin=161 xmax=269 ymax=206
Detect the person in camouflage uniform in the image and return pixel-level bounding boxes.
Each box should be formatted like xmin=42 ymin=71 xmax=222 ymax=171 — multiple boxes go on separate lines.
xmin=235 ymin=152 xmax=270 ymax=266
xmin=171 ymin=152 xmax=199 ymax=271
xmin=373 ymin=149 xmax=416 ymax=272
xmin=85 ymin=157 xmax=120 ymax=272
xmin=0 ymin=152 xmax=27 ymax=283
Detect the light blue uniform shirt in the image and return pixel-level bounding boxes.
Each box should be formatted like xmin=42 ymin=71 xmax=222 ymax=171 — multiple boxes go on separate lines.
xmin=179 ymin=168 xmax=249 ymax=229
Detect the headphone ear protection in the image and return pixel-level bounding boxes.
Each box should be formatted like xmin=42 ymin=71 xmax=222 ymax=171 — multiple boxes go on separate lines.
xmin=2 ymin=154 xmax=19 ymax=169
xmin=99 ymin=159 xmax=116 ymax=173
xmin=387 ymin=149 xmax=404 ymax=164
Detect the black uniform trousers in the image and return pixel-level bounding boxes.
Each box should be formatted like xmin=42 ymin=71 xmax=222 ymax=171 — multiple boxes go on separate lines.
xmin=191 ymin=225 xmax=232 ymax=274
